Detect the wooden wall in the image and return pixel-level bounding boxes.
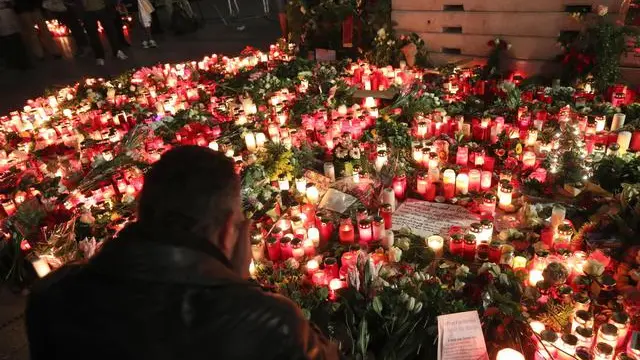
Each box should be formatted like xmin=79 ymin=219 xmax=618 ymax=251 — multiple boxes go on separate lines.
xmin=392 ymin=0 xmax=630 ymax=77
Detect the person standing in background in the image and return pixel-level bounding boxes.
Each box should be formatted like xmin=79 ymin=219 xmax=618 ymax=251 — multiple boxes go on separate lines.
xmin=137 ymin=0 xmax=156 ymax=48
xmin=0 ymin=0 xmax=31 ymax=69
xmin=81 ymin=0 xmax=127 ymax=65
xmin=14 ymin=0 xmax=61 ymax=59
xmin=45 ymin=0 xmax=91 ymax=56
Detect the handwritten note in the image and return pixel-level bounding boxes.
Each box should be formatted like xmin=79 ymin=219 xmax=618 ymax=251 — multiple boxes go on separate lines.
xmin=392 ymin=199 xmax=479 ymax=238
xmin=437 ymin=311 xmax=489 ymax=360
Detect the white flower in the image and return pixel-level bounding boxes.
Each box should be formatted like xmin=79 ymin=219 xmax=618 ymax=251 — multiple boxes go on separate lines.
xmin=414 ymin=302 xmax=423 ymax=313
xmin=494 ymin=38 xmax=500 ymax=45
xmin=300 ymin=6 xmax=306 ymax=14
xmin=79 ymin=211 xmax=95 ymax=224
xmin=388 ymin=247 xmax=403 ymax=263
xmin=78 ymin=237 xmax=101 ymax=259
xmin=285 ymin=258 xmax=300 ymax=270
xmin=400 ymin=292 xmax=409 ymax=302
xmin=348 ymin=267 xmax=361 ymax=290
xmin=396 ymin=237 xmax=411 ymax=251
xmin=122 ymin=193 xmax=136 ymax=204
xmin=406 ymin=296 xmax=416 ymax=311
xmin=583 ymin=259 xmax=605 ymax=277
xmin=499 ymin=273 xmax=510 ymax=286
xmin=478 ymin=262 xmax=501 ymax=276
xmin=335 ymin=147 xmax=348 ymax=159
xmin=596 ymin=5 xmax=608 ymax=16
xmin=454 ymin=279 xmax=466 ymax=291
xmin=348 ymin=148 xmax=361 ymax=159
xmin=455 ymin=264 xmax=470 ymax=277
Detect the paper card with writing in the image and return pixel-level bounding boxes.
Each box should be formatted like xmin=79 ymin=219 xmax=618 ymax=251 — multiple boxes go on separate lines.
xmin=392 ymin=199 xmax=479 ymax=238
xmin=437 ymin=311 xmax=489 ymax=360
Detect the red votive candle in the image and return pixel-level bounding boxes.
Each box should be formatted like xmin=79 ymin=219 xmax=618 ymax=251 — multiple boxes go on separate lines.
xmin=324 ymin=257 xmax=339 ymax=280
xmin=463 ymin=234 xmax=477 ymax=261
xmin=489 ymin=242 xmax=502 ymax=263
xmin=339 ymin=215 xmax=355 ymax=243
xmin=380 ymin=204 xmax=392 ymax=229
xmin=280 ymin=236 xmax=293 ymax=260
xmin=358 ymin=219 xmax=373 ymax=244
xmin=312 ymin=270 xmax=327 ymax=286
xmin=319 ymin=217 xmax=333 ymax=244
xmin=449 ymin=234 xmax=464 ymax=256
xmin=392 ymin=174 xmax=407 ymax=201
xmin=266 ymin=236 xmax=281 ymax=261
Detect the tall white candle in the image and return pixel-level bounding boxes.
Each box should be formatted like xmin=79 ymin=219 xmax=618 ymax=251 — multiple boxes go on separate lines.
xmin=255 ymin=132 xmax=266 ymax=148
xmin=244 ymin=132 xmax=257 ymax=152
xmin=382 ymin=188 xmax=395 ymax=212
xmin=551 ymin=205 xmax=566 ymax=230
xmin=307 ymin=227 xmax=320 ymax=247
xmin=455 ymin=173 xmax=469 ymax=195
xmin=427 ymin=235 xmax=444 ymax=257
xmin=617 ymin=131 xmax=632 ymax=154
xmin=31 ymin=257 xmax=51 ymax=278
xmin=611 ymin=113 xmax=626 ymax=131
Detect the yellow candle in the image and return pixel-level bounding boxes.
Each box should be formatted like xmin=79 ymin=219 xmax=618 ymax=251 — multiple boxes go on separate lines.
xmin=455 ymin=173 xmax=469 ymax=195
xmin=427 ymin=235 xmax=444 ymax=257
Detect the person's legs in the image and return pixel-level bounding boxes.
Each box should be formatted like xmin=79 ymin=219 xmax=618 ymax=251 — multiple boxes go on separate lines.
xmin=276 ymin=0 xmax=286 ymax=38
xmin=18 ymin=11 xmax=45 ymax=58
xmin=55 ymin=8 xmax=89 ymax=50
xmin=82 ymin=11 xmax=105 ymax=59
xmin=31 ymin=8 xmax=61 ymax=56
xmin=95 ymin=8 xmax=123 ymax=56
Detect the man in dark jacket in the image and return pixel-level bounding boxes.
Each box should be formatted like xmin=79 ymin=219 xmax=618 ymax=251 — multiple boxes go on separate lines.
xmin=26 ymin=146 xmax=340 ymax=360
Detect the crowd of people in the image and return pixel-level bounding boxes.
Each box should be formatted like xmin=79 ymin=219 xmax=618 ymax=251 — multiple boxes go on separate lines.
xmin=0 ymin=0 xmax=163 ymax=69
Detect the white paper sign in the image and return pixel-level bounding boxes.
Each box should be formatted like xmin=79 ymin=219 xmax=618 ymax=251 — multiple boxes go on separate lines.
xmin=392 ymin=199 xmax=480 ymax=238
xmin=318 ymin=188 xmax=357 ymax=214
xmin=437 ymin=311 xmax=489 ymax=360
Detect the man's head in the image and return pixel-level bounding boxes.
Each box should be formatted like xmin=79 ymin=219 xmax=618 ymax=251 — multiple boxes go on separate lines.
xmin=137 ymin=146 xmax=246 ymax=262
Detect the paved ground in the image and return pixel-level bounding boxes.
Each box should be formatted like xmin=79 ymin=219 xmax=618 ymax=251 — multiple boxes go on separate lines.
xmin=0 ymin=2 xmax=279 ymax=358
xmin=0 ymin=0 xmax=281 ymax=113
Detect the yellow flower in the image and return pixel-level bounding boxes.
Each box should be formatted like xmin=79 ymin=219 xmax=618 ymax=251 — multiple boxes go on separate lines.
xmin=515 ymin=143 xmax=523 ymax=155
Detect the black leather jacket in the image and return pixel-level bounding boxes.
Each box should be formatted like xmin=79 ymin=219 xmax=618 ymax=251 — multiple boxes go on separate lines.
xmin=26 ymin=224 xmax=341 ymax=360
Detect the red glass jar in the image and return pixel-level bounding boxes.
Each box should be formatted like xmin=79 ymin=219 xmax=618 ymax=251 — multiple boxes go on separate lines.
xmin=266 ymin=236 xmax=281 ymax=261
xmin=339 ymin=215 xmax=355 ymax=243
xmin=380 ymin=204 xmax=392 ymax=229
xmin=463 ymin=234 xmax=476 ymax=261
xmin=488 ymin=242 xmax=502 ymax=263
xmin=324 ymin=257 xmax=339 ymax=280
xmin=280 ymin=236 xmax=293 ymax=260
xmin=449 ymin=234 xmax=464 ymax=257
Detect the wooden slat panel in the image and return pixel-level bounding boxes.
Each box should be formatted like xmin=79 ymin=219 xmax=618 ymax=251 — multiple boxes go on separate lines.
xmin=392 ymin=11 xmax=582 ymax=37
xmin=415 ymin=33 xmax=562 ymax=60
xmin=392 ymin=0 xmax=623 ymax=13
xmin=428 ymin=53 xmax=561 ymax=76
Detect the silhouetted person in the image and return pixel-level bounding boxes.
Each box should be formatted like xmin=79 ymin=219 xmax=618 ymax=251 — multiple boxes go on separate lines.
xmin=26 ymin=146 xmax=340 ymax=360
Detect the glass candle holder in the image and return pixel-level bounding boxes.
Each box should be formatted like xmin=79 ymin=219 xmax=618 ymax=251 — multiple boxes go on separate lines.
xmin=559 ymin=334 xmax=578 ymax=360
xmin=575 ymin=326 xmax=594 ymax=349
xmin=250 ymin=233 xmax=265 ymax=261
xmin=500 ymin=244 xmax=515 ymax=267
xmin=358 ymin=219 xmax=373 ymax=244
xmin=594 ymin=342 xmax=614 ymax=360
xmin=324 ymin=257 xmax=339 ymax=280
xmin=469 ymin=223 xmax=483 ymax=244
xmin=291 ymin=238 xmax=304 ymax=259
xmin=597 ymin=324 xmax=619 ymax=349
xmin=463 ymin=234 xmax=476 ymax=261
xmin=481 ymin=193 xmax=497 ymax=217
xmin=416 ymin=172 xmax=428 ymax=195
xmin=312 ymin=270 xmax=327 ymax=286
xmin=356 ymin=206 xmax=369 ymax=223
xmin=539 ymin=330 xmax=559 ymax=358
xmin=443 ymin=169 xmax=456 ymax=200
xmin=372 ymin=216 xmax=384 ymax=241
xmin=489 ymin=242 xmax=502 ymax=263
xmin=476 ymin=240 xmax=490 ymax=262
xmin=481 ymin=219 xmax=494 ymax=241
xmin=555 ymin=224 xmax=574 ymax=251
xmin=280 ymin=236 xmax=293 ymax=260
xmin=573 ymin=310 xmax=594 ymax=333
xmin=609 ymin=312 xmax=630 ymax=349
xmin=266 ymin=236 xmax=281 ymax=261
xmin=427 ymin=235 xmax=444 ymax=257
xmin=449 ymin=234 xmax=464 ymax=257
xmin=339 ymin=215 xmax=355 ymax=243
xmin=573 ymin=292 xmax=591 ymax=312
xmin=498 ymin=182 xmax=514 ymax=210
xmin=380 ymin=204 xmax=392 ymax=229
xmin=575 ymin=346 xmax=593 ymax=360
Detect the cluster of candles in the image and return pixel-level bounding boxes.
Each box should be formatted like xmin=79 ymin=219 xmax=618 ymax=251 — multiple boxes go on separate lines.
xmin=527 ymin=309 xmax=637 ymax=360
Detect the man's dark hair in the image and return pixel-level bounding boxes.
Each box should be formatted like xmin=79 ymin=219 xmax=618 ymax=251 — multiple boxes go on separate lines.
xmin=137 ymin=146 xmax=240 ymax=245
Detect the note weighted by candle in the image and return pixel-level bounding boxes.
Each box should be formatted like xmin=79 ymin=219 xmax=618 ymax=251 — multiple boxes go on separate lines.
xmin=437 ymin=311 xmax=489 ymax=360
xmin=392 ymin=199 xmax=479 ymax=237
